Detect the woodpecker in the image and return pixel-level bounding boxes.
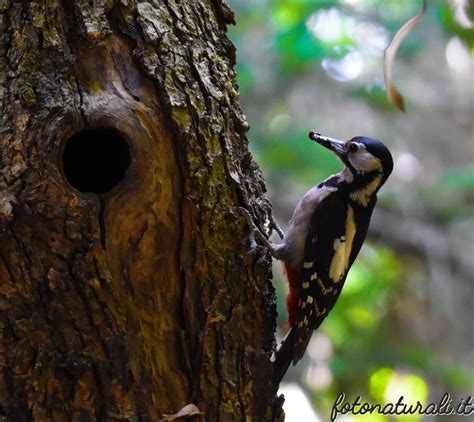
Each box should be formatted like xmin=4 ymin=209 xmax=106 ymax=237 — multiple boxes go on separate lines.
xmin=240 ymin=131 xmax=393 ymax=389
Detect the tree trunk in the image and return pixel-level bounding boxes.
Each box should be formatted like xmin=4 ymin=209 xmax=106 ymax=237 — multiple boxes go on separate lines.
xmin=0 ymin=1 xmax=279 ymax=420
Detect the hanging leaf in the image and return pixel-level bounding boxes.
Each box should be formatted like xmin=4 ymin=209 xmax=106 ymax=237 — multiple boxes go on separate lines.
xmin=383 ymin=0 xmax=427 ymax=112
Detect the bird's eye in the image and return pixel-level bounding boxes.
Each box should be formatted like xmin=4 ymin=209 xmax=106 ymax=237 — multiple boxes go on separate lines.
xmin=349 ymin=143 xmax=359 ymax=153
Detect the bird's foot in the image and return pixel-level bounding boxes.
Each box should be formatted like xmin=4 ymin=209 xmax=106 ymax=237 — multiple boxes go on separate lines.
xmin=269 ymin=216 xmax=285 ymax=240
xmin=236 ymin=207 xmax=268 ymax=254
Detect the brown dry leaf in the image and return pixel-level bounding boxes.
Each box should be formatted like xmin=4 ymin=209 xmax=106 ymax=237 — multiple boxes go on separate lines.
xmin=384 ymin=0 xmax=427 ymax=112
xmin=161 ymin=404 xmax=202 ymax=421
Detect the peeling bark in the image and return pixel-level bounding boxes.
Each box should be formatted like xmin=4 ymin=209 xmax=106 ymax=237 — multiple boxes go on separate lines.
xmin=0 ymin=1 xmax=279 ymax=420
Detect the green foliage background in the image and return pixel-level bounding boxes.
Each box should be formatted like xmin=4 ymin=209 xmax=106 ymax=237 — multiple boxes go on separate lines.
xmin=228 ymin=0 xmax=474 ymax=420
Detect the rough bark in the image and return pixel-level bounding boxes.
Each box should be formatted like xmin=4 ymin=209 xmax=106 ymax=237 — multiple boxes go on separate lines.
xmin=0 ymin=1 xmax=278 ymax=420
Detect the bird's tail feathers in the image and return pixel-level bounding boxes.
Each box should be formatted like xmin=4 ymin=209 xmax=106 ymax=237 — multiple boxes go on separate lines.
xmin=272 ymin=328 xmax=295 ymax=392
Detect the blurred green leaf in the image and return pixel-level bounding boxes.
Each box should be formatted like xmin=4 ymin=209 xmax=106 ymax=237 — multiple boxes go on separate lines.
xmin=439 ymin=3 xmax=474 ymax=49
xmin=234 ymin=63 xmax=255 ymax=93
xmin=439 ymin=166 xmax=474 ymax=190
xmin=370 ymin=367 xmax=394 ymax=403
xmin=274 ymin=23 xmax=325 ymax=74
xmin=271 ymin=2 xmax=307 ymax=30
xmin=439 ymin=363 xmax=474 ymax=390
xmin=252 ymin=128 xmax=341 ymax=185
xmin=404 ymin=346 xmax=474 ymax=390
xmin=369 ymin=368 xmax=428 ymax=422
xmin=421 ymin=167 xmax=474 ymax=221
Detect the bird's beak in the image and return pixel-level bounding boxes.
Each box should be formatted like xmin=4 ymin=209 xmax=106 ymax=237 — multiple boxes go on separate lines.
xmin=309 ymin=132 xmax=345 ymax=158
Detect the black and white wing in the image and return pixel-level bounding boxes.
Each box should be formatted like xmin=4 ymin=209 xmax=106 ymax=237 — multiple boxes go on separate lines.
xmin=292 ymin=191 xmax=370 ymax=363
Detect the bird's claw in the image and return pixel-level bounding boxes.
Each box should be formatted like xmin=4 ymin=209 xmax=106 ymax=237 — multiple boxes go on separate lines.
xmin=237 ymin=207 xmax=261 ymax=254
xmin=269 ymin=217 xmax=285 ymax=240
xmin=245 ymin=231 xmax=259 ymax=255
xmin=236 ymin=207 xmax=256 ymax=227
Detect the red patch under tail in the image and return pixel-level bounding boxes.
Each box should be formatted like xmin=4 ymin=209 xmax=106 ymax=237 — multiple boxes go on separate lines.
xmin=283 ymin=263 xmax=300 ymax=329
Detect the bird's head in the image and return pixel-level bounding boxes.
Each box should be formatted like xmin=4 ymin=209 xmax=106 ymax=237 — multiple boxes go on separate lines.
xmin=309 ymin=132 xmax=393 ymax=184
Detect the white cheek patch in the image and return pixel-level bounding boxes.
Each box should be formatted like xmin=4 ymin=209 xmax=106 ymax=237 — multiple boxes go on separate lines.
xmin=348 ymin=150 xmax=382 ymax=172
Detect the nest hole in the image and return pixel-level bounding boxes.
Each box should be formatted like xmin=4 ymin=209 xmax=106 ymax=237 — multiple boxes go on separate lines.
xmin=62 ymin=128 xmax=131 ymax=194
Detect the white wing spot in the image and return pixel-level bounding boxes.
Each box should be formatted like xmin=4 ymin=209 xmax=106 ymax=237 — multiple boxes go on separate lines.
xmin=303 ymin=261 xmax=314 ymax=269
xmin=307 ymin=296 xmax=314 ymax=304
xmin=310 ymin=272 xmax=318 ymax=281
xmin=318 ymin=279 xmax=333 ymax=295
xmin=317 ymin=307 xmax=327 ymax=316
xmin=302 ymin=281 xmax=310 ymax=289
